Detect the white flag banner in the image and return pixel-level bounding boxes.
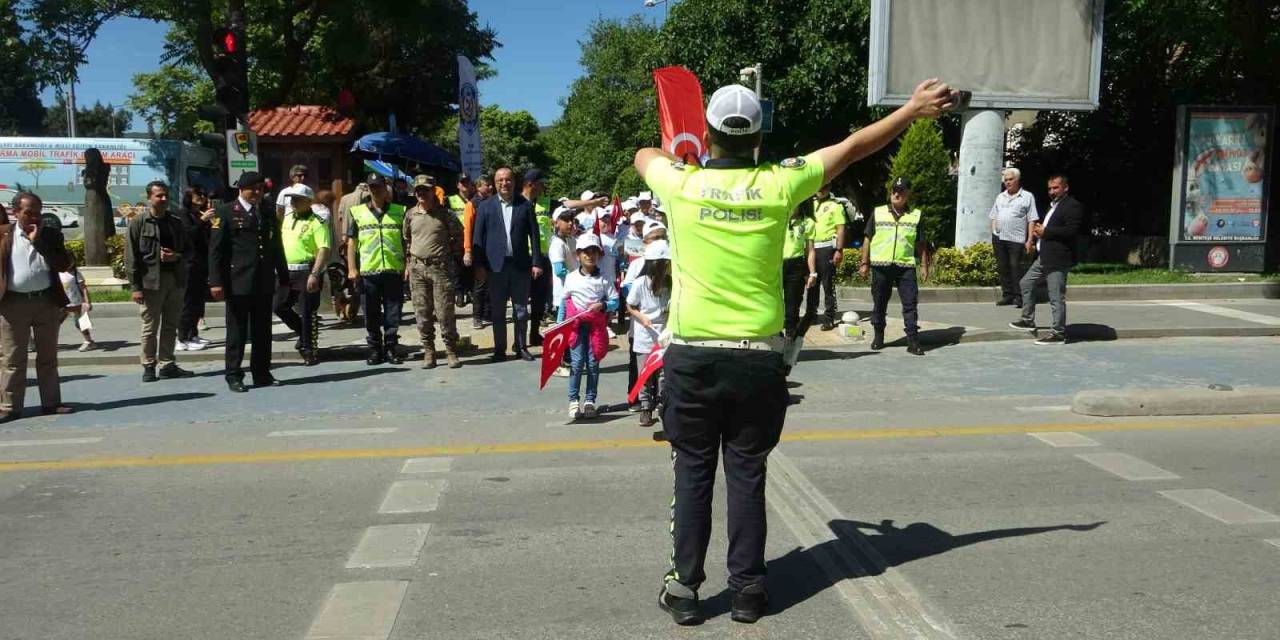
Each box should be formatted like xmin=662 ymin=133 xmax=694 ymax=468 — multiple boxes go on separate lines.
xmin=457 ymin=56 xmax=484 ymax=180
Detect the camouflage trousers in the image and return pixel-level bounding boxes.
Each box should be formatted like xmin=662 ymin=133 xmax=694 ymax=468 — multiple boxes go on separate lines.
xmin=409 ymin=258 xmax=458 ymax=348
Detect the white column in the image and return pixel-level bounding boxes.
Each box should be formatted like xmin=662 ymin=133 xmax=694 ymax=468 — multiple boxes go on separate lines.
xmin=954 ymin=109 xmax=1005 ymax=248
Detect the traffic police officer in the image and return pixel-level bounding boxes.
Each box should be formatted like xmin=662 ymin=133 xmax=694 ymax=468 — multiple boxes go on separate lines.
xmin=276 ymin=184 xmax=331 ymax=366
xmin=811 ymin=185 xmax=846 ymax=330
xmin=346 ymin=175 xmax=408 ymax=365
xmin=635 ymin=78 xmax=956 ymax=626
xmin=209 ymin=171 xmax=290 ymax=392
xmin=858 ymin=177 xmax=930 ymax=355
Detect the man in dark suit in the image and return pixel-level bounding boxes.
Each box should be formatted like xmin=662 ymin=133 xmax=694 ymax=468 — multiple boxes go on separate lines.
xmin=209 ymin=172 xmax=290 ymax=392
xmin=1009 ymin=173 xmax=1085 ymax=345
xmin=472 ymin=167 xmax=543 ymax=362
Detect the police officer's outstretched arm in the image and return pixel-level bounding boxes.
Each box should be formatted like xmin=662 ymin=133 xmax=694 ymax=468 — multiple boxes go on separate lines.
xmin=814 ymin=79 xmax=956 ymax=184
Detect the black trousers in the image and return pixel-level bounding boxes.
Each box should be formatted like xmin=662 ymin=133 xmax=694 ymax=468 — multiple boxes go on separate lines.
xmin=870 ymin=265 xmax=919 ymax=336
xmin=627 ymin=336 xmax=638 ymax=407
xmin=274 ymin=270 xmax=321 ymax=356
xmin=812 ymin=246 xmax=839 ymax=323
xmin=529 ymin=256 xmax=553 ymax=341
xmin=782 ymin=256 xmax=820 ymax=338
xmin=360 ymin=272 xmax=403 ymax=350
xmin=224 ymin=291 xmax=273 ymax=382
xmin=993 ymin=237 xmax=1029 ymax=302
xmin=178 ymin=265 xmax=207 ymax=342
xmin=661 ymin=344 xmax=788 ymax=596
xmin=488 ymin=265 xmax=530 ymax=355
xmin=472 ymin=264 xmax=490 ymax=322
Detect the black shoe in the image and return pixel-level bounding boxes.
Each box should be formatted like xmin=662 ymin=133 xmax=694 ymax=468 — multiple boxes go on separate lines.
xmin=472 ymin=318 xmax=484 ymax=330
xmin=1012 ymin=297 xmax=1023 ymax=308
xmin=303 ymin=353 xmax=319 ymax=367
xmin=639 ymin=410 xmax=656 ymax=427
xmin=515 ymin=348 xmax=536 ymax=362
xmin=870 ymin=330 xmax=885 ymax=351
xmin=906 ymin=337 xmax=925 ymax=356
xmin=141 ymin=366 xmax=157 ymax=383
xmin=1034 ymin=331 xmax=1066 ymax=345
xmin=658 ymin=588 xmax=703 ymax=626
xmin=367 ymin=349 xmax=385 ymax=366
xmin=385 ymin=348 xmax=404 ymax=365
xmin=820 ymin=320 xmax=835 ymax=331
xmin=490 ymin=352 xmax=508 ymax=364
xmin=227 ymin=379 xmax=249 ymax=393
xmin=1009 ymin=319 xmax=1037 ymax=332
xmin=996 ymin=297 xmax=1014 ymax=306
xmin=253 ymin=375 xmax=282 ymax=387
xmin=158 ymin=363 xmax=194 ymax=379
xmin=730 ymin=589 xmax=768 ymax=624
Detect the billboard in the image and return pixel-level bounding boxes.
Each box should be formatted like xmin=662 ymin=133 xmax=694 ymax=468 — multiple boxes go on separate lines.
xmin=868 ymin=0 xmax=1105 ymax=111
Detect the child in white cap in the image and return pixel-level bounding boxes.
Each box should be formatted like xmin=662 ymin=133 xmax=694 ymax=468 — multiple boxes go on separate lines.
xmin=561 ymin=233 xmax=619 ymax=421
xmin=626 ymin=239 xmax=671 ymax=426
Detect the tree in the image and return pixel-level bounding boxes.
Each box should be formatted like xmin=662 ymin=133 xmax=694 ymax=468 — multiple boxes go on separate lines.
xmin=429 ymin=105 xmax=552 ymax=178
xmin=18 ymin=159 xmax=55 ymax=188
xmin=127 ymin=64 xmax=215 ymax=140
xmin=0 ymin=1 xmax=46 ymax=135
xmin=886 ymin=121 xmax=955 ymax=248
xmin=43 ymin=96 xmax=132 ymax=137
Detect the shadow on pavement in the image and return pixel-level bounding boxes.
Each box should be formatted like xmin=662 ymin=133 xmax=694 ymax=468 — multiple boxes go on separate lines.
xmin=1066 ymin=323 xmax=1118 ymax=343
xmin=756 ymin=518 xmax=1106 ymax=618
xmin=797 ymin=350 xmax=879 ymax=363
xmin=56 ymin=374 xmax=105 ymax=383
xmin=283 ymin=367 xmax=410 ymax=386
xmin=60 ymin=340 xmax=130 ymax=353
xmin=62 ymin=392 xmax=217 ymax=413
xmin=883 ymin=326 xmax=966 ymax=353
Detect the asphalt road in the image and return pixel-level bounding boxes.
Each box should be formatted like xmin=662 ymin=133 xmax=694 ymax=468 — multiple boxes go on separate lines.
xmin=1 ymin=337 xmax=1278 ymax=639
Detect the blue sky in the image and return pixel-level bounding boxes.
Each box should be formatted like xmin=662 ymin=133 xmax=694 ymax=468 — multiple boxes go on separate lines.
xmin=41 ymin=1 xmax=665 ymax=132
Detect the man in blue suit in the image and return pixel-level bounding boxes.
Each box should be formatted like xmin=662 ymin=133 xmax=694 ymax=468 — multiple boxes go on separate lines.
xmin=473 ymin=167 xmax=543 ymax=362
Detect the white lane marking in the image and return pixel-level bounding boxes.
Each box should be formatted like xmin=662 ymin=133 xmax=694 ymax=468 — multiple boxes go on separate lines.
xmin=0 ymin=437 xmax=103 ymax=448
xmin=1029 ymin=432 xmax=1101 ymax=448
xmin=1075 ymin=452 xmax=1181 ymax=481
xmin=268 ymin=428 xmax=399 ymax=437
xmin=400 ymin=457 xmax=454 ymax=474
xmin=379 ymin=479 xmax=447 ymax=514
xmin=1158 ymin=489 xmax=1280 ymax=525
xmin=1158 ymin=301 xmax=1280 ymax=326
xmin=304 ymin=581 xmax=408 ymax=640
xmin=346 ymin=524 xmax=432 ymax=569
xmin=769 ymin=450 xmax=958 ymax=639
xmin=1014 ymin=405 xmax=1072 ymax=413
xmin=1265 ymin=539 xmax=1280 ymax=550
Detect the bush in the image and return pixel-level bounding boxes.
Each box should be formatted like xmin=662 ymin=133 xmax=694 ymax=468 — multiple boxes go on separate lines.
xmin=886 ymin=120 xmax=956 ymax=249
xmin=929 ymin=242 xmax=998 ymax=286
xmin=65 ymin=235 xmax=127 ymax=280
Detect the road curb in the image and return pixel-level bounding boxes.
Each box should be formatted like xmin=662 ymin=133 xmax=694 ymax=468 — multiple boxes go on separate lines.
xmin=839 ymin=281 xmax=1280 ymax=304
xmin=1073 ymin=386 xmax=1280 ymax=417
xmin=52 ymin=335 xmax=477 ymax=368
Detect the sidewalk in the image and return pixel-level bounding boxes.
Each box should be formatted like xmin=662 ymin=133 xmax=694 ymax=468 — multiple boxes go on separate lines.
xmin=44 ymin=297 xmax=1280 ymax=367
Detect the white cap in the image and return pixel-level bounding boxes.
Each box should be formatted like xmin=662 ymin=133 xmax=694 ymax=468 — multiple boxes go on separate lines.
xmin=282 ymin=184 xmax=315 ymax=200
xmin=643 ymin=239 xmax=671 ymax=260
xmin=643 ymin=220 xmax=667 ymax=236
xmin=638 ymin=191 xmax=653 ymax=202
xmin=576 ymin=233 xmax=602 ymax=251
xmin=580 ymin=190 xmax=596 ymax=201
xmin=623 ymin=197 xmax=638 ymax=211
xmin=629 ymin=211 xmax=647 ymax=224
xmin=706 ymin=85 xmax=763 ymax=135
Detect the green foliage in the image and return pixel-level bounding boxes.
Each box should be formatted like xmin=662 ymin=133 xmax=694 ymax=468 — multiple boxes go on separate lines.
xmin=886 ymin=120 xmax=955 ymax=249
xmin=65 ymin=235 xmax=127 ymax=279
xmin=0 ymin=2 xmax=45 ymax=135
xmin=928 ymin=242 xmax=997 ymax=286
xmin=429 ymin=105 xmax=552 ymax=179
xmin=612 ymin=165 xmax=647 ymax=199
xmin=127 ymin=64 xmax=215 ymax=140
xmin=42 ymin=95 xmax=132 ymax=137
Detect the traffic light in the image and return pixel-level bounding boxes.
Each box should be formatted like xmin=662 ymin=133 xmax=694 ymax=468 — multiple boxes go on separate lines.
xmin=210 ymin=26 xmax=248 ymax=121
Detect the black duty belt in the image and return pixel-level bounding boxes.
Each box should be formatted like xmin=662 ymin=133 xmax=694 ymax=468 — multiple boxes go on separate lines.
xmin=7 ymin=287 xmax=52 ymax=299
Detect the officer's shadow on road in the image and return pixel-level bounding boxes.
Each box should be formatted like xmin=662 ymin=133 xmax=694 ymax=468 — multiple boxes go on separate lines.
xmin=706 ymin=517 xmax=1106 ymax=619
xmin=62 ymin=392 xmax=217 ymax=413
xmin=886 ymin=326 xmax=966 ymax=353
xmin=280 ymin=367 xmax=411 ymax=386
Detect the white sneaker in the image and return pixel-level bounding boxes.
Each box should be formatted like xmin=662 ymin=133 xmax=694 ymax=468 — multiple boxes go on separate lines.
xmin=582 ymin=401 xmax=598 ymax=419
xmin=185 ymin=340 xmax=207 ymax=351
xmin=78 ymin=341 xmax=95 ymax=352
xmin=175 ymin=341 xmax=187 ymax=351
xmin=554 ymin=366 xmax=570 ymax=378
xmin=568 ymin=401 xmax=580 ymax=421
xmin=191 ymin=336 xmax=211 ymax=346
xmin=607 ymin=327 xmax=617 ymax=339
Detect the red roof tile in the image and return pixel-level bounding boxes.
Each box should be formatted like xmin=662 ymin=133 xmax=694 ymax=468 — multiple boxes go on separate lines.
xmin=249 ymin=105 xmax=355 ymax=138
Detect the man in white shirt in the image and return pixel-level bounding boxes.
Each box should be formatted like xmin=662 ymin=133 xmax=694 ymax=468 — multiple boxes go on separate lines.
xmin=988 ymin=167 xmax=1039 ymax=306
xmin=275 ymin=164 xmax=309 ymax=215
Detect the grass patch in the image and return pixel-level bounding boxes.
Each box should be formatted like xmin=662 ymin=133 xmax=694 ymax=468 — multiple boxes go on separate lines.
xmin=85 ymin=288 xmax=135 ymax=303
xmin=1069 ymin=263 xmax=1280 ymax=285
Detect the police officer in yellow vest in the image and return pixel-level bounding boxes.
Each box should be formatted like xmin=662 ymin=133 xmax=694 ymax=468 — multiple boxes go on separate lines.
xmin=858 ymin=177 xmax=930 ymax=355
xmin=811 ymin=185 xmax=846 ymax=330
xmin=447 ymin=174 xmax=473 ymax=223
xmin=636 ymin=79 xmax=958 ymax=625
xmin=345 ymin=175 xmax=408 ymax=365
xmin=275 ymin=184 xmax=331 ymax=366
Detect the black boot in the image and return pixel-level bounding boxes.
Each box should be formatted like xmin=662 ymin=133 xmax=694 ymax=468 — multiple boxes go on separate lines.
xmin=871 ymin=328 xmax=885 ymax=351
xmin=513 ymin=319 xmax=536 ymax=361
xmin=367 ymin=346 xmax=385 ymax=366
xmin=385 ymin=344 xmax=404 ymax=365
xmin=907 ymin=335 xmax=925 ymax=356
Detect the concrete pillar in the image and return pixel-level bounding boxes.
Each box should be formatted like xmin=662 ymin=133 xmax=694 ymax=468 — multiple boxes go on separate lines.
xmin=954 ymin=109 xmax=1005 ymax=248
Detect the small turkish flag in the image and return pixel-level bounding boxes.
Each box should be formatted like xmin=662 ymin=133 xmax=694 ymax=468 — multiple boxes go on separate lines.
xmin=538 ymin=316 xmax=579 ymax=389
xmin=627 ymin=344 xmax=665 ymax=404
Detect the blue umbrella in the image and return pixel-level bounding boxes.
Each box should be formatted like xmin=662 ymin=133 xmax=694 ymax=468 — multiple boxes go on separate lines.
xmin=350 ymin=132 xmax=460 ymax=173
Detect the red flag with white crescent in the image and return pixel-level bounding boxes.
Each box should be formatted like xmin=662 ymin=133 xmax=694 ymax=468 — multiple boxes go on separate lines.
xmin=654 ymin=66 xmax=707 ymax=166
xmin=627 ymin=344 xmax=665 ymax=404
xmin=538 ymin=316 xmax=579 ymax=389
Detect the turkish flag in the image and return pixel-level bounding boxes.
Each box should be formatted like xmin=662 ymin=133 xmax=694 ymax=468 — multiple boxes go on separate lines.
xmin=654 ymin=66 xmax=707 ymax=166
xmin=627 ymin=344 xmax=665 ymax=404
xmin=539 ymin=316 xmax=579 ymax=389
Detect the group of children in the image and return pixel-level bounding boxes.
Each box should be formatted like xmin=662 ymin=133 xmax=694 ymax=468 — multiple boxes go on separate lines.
xmin=547 ymin=196 xmax=672 ymax=426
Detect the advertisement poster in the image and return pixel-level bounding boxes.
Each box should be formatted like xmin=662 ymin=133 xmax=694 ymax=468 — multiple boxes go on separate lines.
xmin=456 ymin=56 xmax=484 ymax=180
xmin=1179 ymin=109 xmax=1272 ymax=242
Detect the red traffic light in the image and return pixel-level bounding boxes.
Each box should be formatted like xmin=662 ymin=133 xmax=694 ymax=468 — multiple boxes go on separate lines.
xmin=222 ymin=31 xmax=238 ymax=54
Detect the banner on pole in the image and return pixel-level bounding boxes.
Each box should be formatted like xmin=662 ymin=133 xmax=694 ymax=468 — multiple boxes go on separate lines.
xmin=457 ymin=56 xmax=484 ymax=180
xmin=653 ymin=66 xmax=708 ymax=166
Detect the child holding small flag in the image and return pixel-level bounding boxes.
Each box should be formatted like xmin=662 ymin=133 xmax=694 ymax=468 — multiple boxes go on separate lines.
xmin=561 ymin=234 xmax=619 ymax=421
xmin=626 ymin=240 xmax=671 ymax=427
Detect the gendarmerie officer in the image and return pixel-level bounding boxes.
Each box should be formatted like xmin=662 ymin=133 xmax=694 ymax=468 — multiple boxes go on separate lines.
xmin=209 ymin=171 xmax=290 ymax=392
xmin=635 ymin=79 xmax=957 ymax=626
